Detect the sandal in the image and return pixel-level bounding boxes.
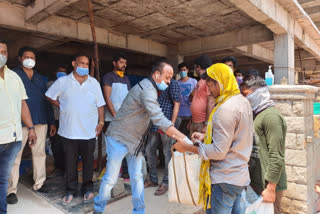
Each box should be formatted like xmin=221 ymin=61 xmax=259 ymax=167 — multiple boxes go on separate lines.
xmin=154 ymin=183 xmax=168 ymax=196
xmin=144 ymin=179 xmax=158 ymax=188
xmin=83 ymin=191 xmax=94 ymax=204
xmin=62 ymin=193 xmax=74 ymax=206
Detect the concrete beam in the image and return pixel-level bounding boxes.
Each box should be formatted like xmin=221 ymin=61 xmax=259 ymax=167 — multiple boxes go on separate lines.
xmin=229 ymin=0 xmax=320 ymax=61
xmin=25 ymin=0 xmax=80 ymax=24
xmin=0 ymin=1 xmax=167 ymax=57
xmin=234 ymin=44 xmax=274 ymax=64
xmin=178 ymin=25 xmax=273 ymax=56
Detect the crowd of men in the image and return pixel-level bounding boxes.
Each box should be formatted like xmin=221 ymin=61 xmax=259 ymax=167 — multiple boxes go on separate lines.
xmin=0 ymin=38 xmax=287 ymax=214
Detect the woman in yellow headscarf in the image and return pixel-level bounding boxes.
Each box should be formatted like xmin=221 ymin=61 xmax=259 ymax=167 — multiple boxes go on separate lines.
xmin=173 ymin=63 xmax=253 ymax=214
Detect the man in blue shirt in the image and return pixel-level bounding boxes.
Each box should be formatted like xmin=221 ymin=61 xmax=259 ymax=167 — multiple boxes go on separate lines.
xmin=144 ymin=78 xmax=180 ymax=196
xmin=7 ymin=47 xmax=56 ymax=205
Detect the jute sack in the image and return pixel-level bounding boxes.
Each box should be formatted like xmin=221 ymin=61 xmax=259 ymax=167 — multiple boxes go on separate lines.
xmin=168 ymin=148 xmax=202 ymax=206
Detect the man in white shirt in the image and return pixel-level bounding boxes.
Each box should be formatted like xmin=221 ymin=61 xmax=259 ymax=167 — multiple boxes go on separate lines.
xmin=46 ymin=53 xmax=105 ymax=205
xmin=0 ymin=40 xmax=36 ymax=213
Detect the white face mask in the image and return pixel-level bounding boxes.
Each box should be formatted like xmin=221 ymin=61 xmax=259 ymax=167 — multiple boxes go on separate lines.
xmin=23 ymin=58 xmax=36 ymax=69
xmin=0 ymin=54 xmax=7 ymax=68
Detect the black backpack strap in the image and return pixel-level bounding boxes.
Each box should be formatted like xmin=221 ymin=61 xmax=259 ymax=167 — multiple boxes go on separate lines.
xmin=138 ymin=82 xmax=143 ymax=90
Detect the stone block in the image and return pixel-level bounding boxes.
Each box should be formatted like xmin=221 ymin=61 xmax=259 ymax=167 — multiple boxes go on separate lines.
xmin=109 ymin=31 xmax=126 ymax=49
xmin=283 ymin=182 xmax=307 ymax=201
xmin=305 ymin=115 xmax=313 ymax=133
xmin=292 ymin=199 xmax=308 ymax=214
xmin=296 ymin=134 xmax=306 ymax=150
xmin=280 ymin=196 xmax=293 ymax=214
xmin=284 ymin=117 xmax=305 ymax=134
xmin=285 ymin=133 xmax=297 ymax=150
xmin=275 ymin=100 xmax=294 ymax=117
xmin=292 ymin=101 xmax=304 ymax=116
xmin=286 ymin=149 xmax=307 ymax=167
xmin=291 ymin=166 xmax=307 ymax=184
xmin=286 ymin=166 xmax=293 ymax=182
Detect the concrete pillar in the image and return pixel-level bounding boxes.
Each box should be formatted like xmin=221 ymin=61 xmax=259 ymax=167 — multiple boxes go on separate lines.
xmin=167 ymin=45 xmax=184 ymax=75
xmin=274 ymin=34 xmax=295 ymax=85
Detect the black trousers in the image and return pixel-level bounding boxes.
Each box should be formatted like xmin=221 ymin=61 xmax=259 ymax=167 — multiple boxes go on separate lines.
xmin=51 ymin=121 xmax=64 ymax=170
xmin=178 ymin=117 xmax=191 ymax=137
xmin=62 ymin=137 xmax=96 ymax=195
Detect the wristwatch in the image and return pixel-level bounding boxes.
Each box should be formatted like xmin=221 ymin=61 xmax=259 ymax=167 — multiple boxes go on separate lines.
xmin=99 ymin=121 xmax=105 ymax=125
xmin=27 ymin=126 xmax=35 ymax=131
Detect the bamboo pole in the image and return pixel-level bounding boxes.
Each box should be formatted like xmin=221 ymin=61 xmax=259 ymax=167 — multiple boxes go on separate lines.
xmin=87 ymin=0 xmax=102 ymax=172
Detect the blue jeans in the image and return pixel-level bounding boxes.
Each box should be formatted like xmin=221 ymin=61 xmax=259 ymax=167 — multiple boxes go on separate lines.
xmin=0 ymin=141 xmax=21 ymax=214
xmin=94 ymin=137 xmax=145 ymax=214
xmin=206 ymin=183 xmax=245 ymax=214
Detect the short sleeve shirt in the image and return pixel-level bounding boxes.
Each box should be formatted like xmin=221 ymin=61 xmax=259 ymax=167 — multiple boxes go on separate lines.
xmin=102 ymin=72 xmax=131 ymax=121
xmin=0 ymin=66 xmax=28 ymax=144
xmin=151 ymin=79 xmax=180 ymax=132
xmin=190 ymin=79 xmax=210 ymax=123
xmin=178 ymin=78 xmax=197 ymax=117
xmin=45 ymin=73 xmax=106 ymax=140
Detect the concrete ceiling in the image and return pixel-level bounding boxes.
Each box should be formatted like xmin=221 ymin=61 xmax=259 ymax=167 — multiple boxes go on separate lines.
xmin=52 ymin=0 xmax=259 ymax=44
xmin=298 ymin=0 xmax=320 ymax=29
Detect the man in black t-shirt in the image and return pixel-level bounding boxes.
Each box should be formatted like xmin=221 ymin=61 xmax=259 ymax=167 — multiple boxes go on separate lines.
xmin=102 ymin=54 xmax=131 ymax=179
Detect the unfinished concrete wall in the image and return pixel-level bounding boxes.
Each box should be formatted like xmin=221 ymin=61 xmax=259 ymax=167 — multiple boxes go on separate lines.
xmin=269 ymin=85 xmax=319 ymax=214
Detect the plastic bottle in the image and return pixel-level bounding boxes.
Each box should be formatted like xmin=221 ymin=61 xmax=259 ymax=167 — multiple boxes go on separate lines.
xmin=265 ymin=65 xmax=274 ymax=86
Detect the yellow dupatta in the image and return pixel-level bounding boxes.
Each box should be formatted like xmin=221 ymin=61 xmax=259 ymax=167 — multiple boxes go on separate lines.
xmin=198 ymin=63 xmax=240 ymax=209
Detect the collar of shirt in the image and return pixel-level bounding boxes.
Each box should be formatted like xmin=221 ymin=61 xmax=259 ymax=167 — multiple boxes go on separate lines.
xmin=70 ymin=72 xmax=93 ymax=85
xmin=147 ymin=76 xmax=157 ymax=90
xmin=1 ymin=65 xmax=8 ymax=80
xmin=15 ymin=65 xmax=41 ymax=81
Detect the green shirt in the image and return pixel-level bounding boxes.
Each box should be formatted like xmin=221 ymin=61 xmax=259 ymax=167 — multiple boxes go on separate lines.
xmin=250 ymin=107 xmax=287 ymax=192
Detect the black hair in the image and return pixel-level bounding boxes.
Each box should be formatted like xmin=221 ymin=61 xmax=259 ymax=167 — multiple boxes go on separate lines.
xmin=245 ymin=69 xmax=260 ymax=79
xmin=222 ymin=56 xmax=238 ymax=68
xmin=0 ymin=40 xmax=8 ymax=45
xmin=73 ymin=53 xmax=89 ymax=61
xmin=234 ymin=69 xmax=244 ymax=75
xmin=178 ymin=62 xmax=188 ymax=70
xmin=241 ymin=75 xmax=266 ymax=90
xmin=56 ymin=65 xmax=68 ymax=71
xmin=18 ymin=46 xmax=36 ymax=57
xmin=194 ymin=55 xmax=212 ymax=70
xmin=113 ymin=53 xmax=127 ymax=62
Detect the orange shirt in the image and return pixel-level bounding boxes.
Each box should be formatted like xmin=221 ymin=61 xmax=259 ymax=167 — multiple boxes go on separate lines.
xmin=190 ymin=79 xmax=210 ymax=123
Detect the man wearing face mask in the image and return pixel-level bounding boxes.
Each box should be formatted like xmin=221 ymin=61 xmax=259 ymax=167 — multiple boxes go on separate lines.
xmin=93 ymin=61 xmax=187 ymax=214
xmin=241 ymin=75 xmax=287 ymax=214
xmin=102 ymin=54 xmax=131 ymax=179
xmin=46 ymin=53 xmax=105 ymax=205
xmin=0 ymin=40 xmax=37 ymax=214
xmin=177 ymin=62 xmax=197 ymax=136
xmin=144 ymin=74 xmax=180 ymax=196
xmin=234 ymin=69 xmax=244 ymax=87
xmin=190 ymin=55 xmax=215 ymax=136
xmin=47 ymin=66 xmax=68 ymax=176
xmin=7 ymin=46 xmax=56 ymax=204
